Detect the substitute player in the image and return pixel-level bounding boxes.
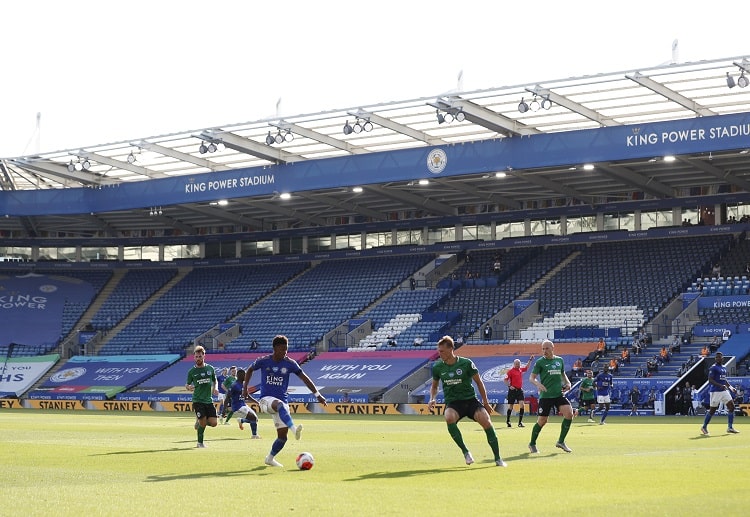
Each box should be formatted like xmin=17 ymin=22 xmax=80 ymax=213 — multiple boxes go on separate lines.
xmin=594 ymin=366 xmax=613 ymax=425
xmin=701 ymin=352 xmax=740 ymax=435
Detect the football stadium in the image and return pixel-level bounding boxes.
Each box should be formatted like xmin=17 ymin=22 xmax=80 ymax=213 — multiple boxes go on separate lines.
xmin=2 ymin=52 xmax=749 ymax=515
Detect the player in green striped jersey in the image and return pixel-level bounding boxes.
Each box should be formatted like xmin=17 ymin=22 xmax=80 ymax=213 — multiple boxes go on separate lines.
xmin=428 ymin=336 xmax=507 ymax=467
xmin=185 ymin=345 xmax=219 ymax=448
xmin=528 ymin=339 xmax=574 ymax=454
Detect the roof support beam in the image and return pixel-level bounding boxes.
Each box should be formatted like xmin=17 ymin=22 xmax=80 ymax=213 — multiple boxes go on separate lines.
xmin=595 ymin=163 xmax=674 ymax=198
xmin=365 ymin=184 xmax=457 ymax=216
xmin=0 ymin=161 xmax=16 ymax=190
xmin=182 ymin=204 xmax=262 ymax=230
xmin=272 ymin=122 xmax=368 ymax=154
xmin=530 ymin=87 xmax=621 ymax=127
xmin=77 ymin=150 xmax=169 ymax=179
xmin=350 ymin=109 xmax=447 ymax=145
xmin=295 ymin=191 xmax=389 ymax=221
xmin=430 ymin=177 xmax=522 ymax=211
xmin=10 ymin=159 xmax=102 ymax=186
xmin=627 ymin=73 xmax=716 ymax=117
xmin=431 ymin=98 xmax=538 ymax=137
xmin=506 ymin=169 xmax=592 ymax=203
xmin=135 ymin=141 xmax=231 ymax=172
xmin=679 ymin=156 xmax=750 ymax=192
xmin=249 ymin=200 xmax=328 ymax=227
xmin=200 ymin=130 xmax=304 ymax=164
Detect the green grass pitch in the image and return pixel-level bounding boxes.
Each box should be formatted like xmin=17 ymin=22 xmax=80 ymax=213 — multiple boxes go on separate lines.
xmin=1 ymin=410 xmax=746 ymax=516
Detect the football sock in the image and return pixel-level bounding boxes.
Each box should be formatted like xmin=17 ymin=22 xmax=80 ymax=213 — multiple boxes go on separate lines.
xmin=518 ymin=408 xmax=525 ymax=424
xmin=225 ymin=411 xmax=234 ymax=422
xmin=197 ymin=426 xmax=205 ymax=443
xmin=558 ymin=418 xmax=572 ymax=443
xmin=447 ymin=423 xmax=468 ymax=453
xmin=506 ymin=408 xmax=512 ymax=424
xmin=271 ymin=437 xmax=287 ymax=456
xmin=529 ymin=423 xmax=542 ymax=445
xmin=277 ymin=403 xmax=295 ymax=429
xmin=601 ymin=409 xmax=609 ymax=422
xmin=728 ymin=412 xmax=734 ymax=428
xmin=250 ymin=420 xmax=258 ymax=435
xmin=703 ymin=413 xmax=712 ymax=428
xmin=484 ymin=427 xmax=500 ymax=461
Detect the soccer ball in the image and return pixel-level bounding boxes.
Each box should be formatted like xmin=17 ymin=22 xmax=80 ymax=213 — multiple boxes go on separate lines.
xmin=296 ymin=452 xmax=314 ymax=471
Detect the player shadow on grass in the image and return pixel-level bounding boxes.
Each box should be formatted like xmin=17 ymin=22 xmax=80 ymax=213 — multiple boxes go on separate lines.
xmin=145 ymin=468 xmax=268 ymax=482
xmin=90 ymin=437 xmax=252 ymax=456
xmin=344 ymin=463 xmax=500 ymax=481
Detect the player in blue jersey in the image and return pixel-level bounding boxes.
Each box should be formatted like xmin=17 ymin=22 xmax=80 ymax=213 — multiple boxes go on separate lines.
xmin=229 ymin=368 xmax=261 ymax=438
xmin=701 ymin=352 xmax=739 ymax=435
xmin=216 ymin=367 xmax=228 ymax=423
xmin=594 ymin=366 xmax=613 ymax=425
xmin=242 ymin=335 xmax=328 ymax=467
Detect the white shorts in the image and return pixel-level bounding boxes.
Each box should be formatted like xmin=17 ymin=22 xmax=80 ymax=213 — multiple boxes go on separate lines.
xmin=259 ymin=396 xmax=287 ymax=429
xmin=709 ymin=390 xmax=733 ymax=408
xmin=597 ymin=395 xmax=611 ymax=404
xmin=234 ymin=405 xmax=258 ymax=420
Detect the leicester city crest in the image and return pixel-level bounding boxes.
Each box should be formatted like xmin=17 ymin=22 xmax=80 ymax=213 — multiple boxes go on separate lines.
xmin=427 ymin=148 xmax=447 ymax=174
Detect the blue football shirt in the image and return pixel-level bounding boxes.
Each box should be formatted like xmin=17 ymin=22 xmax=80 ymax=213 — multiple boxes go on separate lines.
xmin=249 ymin=354 xmax=303 ymax=403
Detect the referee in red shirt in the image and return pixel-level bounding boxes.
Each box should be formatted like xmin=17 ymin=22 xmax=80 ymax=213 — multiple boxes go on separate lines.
xmin=503 ymin=356 xmax=534 ymax=427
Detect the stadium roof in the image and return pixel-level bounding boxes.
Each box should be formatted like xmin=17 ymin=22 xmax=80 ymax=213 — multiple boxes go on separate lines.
xmin=2 ymin=55 xmax=750 ymax=237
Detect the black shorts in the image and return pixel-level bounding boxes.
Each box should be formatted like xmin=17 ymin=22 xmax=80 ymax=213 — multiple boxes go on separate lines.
xmin=537 ymin=396 xmax=571 ymax=417
xmin=506 ymin=388 xmax=525 ymax=405
xmin=446 ymin=398 xmax=484 ymax=421
xmin=192 ymin=401 xmax=217 ymax=420
xmin=580 ymin=398 xmax=596 ymax=408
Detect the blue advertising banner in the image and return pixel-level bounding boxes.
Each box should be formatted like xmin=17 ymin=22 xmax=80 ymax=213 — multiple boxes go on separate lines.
xmin=696 ymin=295 xmax=750 ymax=310
xmin=27 ymin=354 xmax=180 ymax=400
xmin=119 ymin=352 xmax=308 ymax=402
xmin=286 ymin=357 xmax=432 ymax=402
xmin=0 ymin=273 xmax=95 ymax=347
xmin=0 ymin=354 xmax=60 ymax=397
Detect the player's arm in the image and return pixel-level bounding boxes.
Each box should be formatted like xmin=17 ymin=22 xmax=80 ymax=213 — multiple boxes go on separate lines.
xmin=562 ymin=371 xmax=572 ymax=392
xmin=473 ymin=372 xmax=493 ymax=412
xmin=242 ymin=366 xmax=254 ymax=398
xmin=524 ymin=355 xmax=534 ymax=369
xmin=297 ymin=370 xmax=328 ymax=406
xmin=211 ymin=372 xmax=219 ymax=396
xmin=502 ymin=374 xmax=510 ymax=387
xmin=530 ymin=372 xmax=546 ymax=392
xmin=428 ymin=378 xmax=440 ymax=409
xmin=185 ymin=372 xmax=194 ymax=392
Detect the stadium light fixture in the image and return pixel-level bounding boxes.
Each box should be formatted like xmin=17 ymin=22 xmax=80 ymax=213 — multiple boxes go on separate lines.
xmin=738 ymin=72 xmax=749 ymax=88
xmin=518 ymin=98 xmax=529 ymax=113
xmin=529 ymin=96 xmax=540 ymax=112
xmin=126 ymin=151 xmax=136 ymax=164
xmin=81 ymin=159 xmax=91 ymax=171
xmin=436 ymin=108 xmax=464 ymax=124
xmin=67 ymin=160 xmax=75 ymax=172
xmin=726 ymin=72 xmax=736 ymax=89
xmin=343 ymin=120 xmax=354 ymax=135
